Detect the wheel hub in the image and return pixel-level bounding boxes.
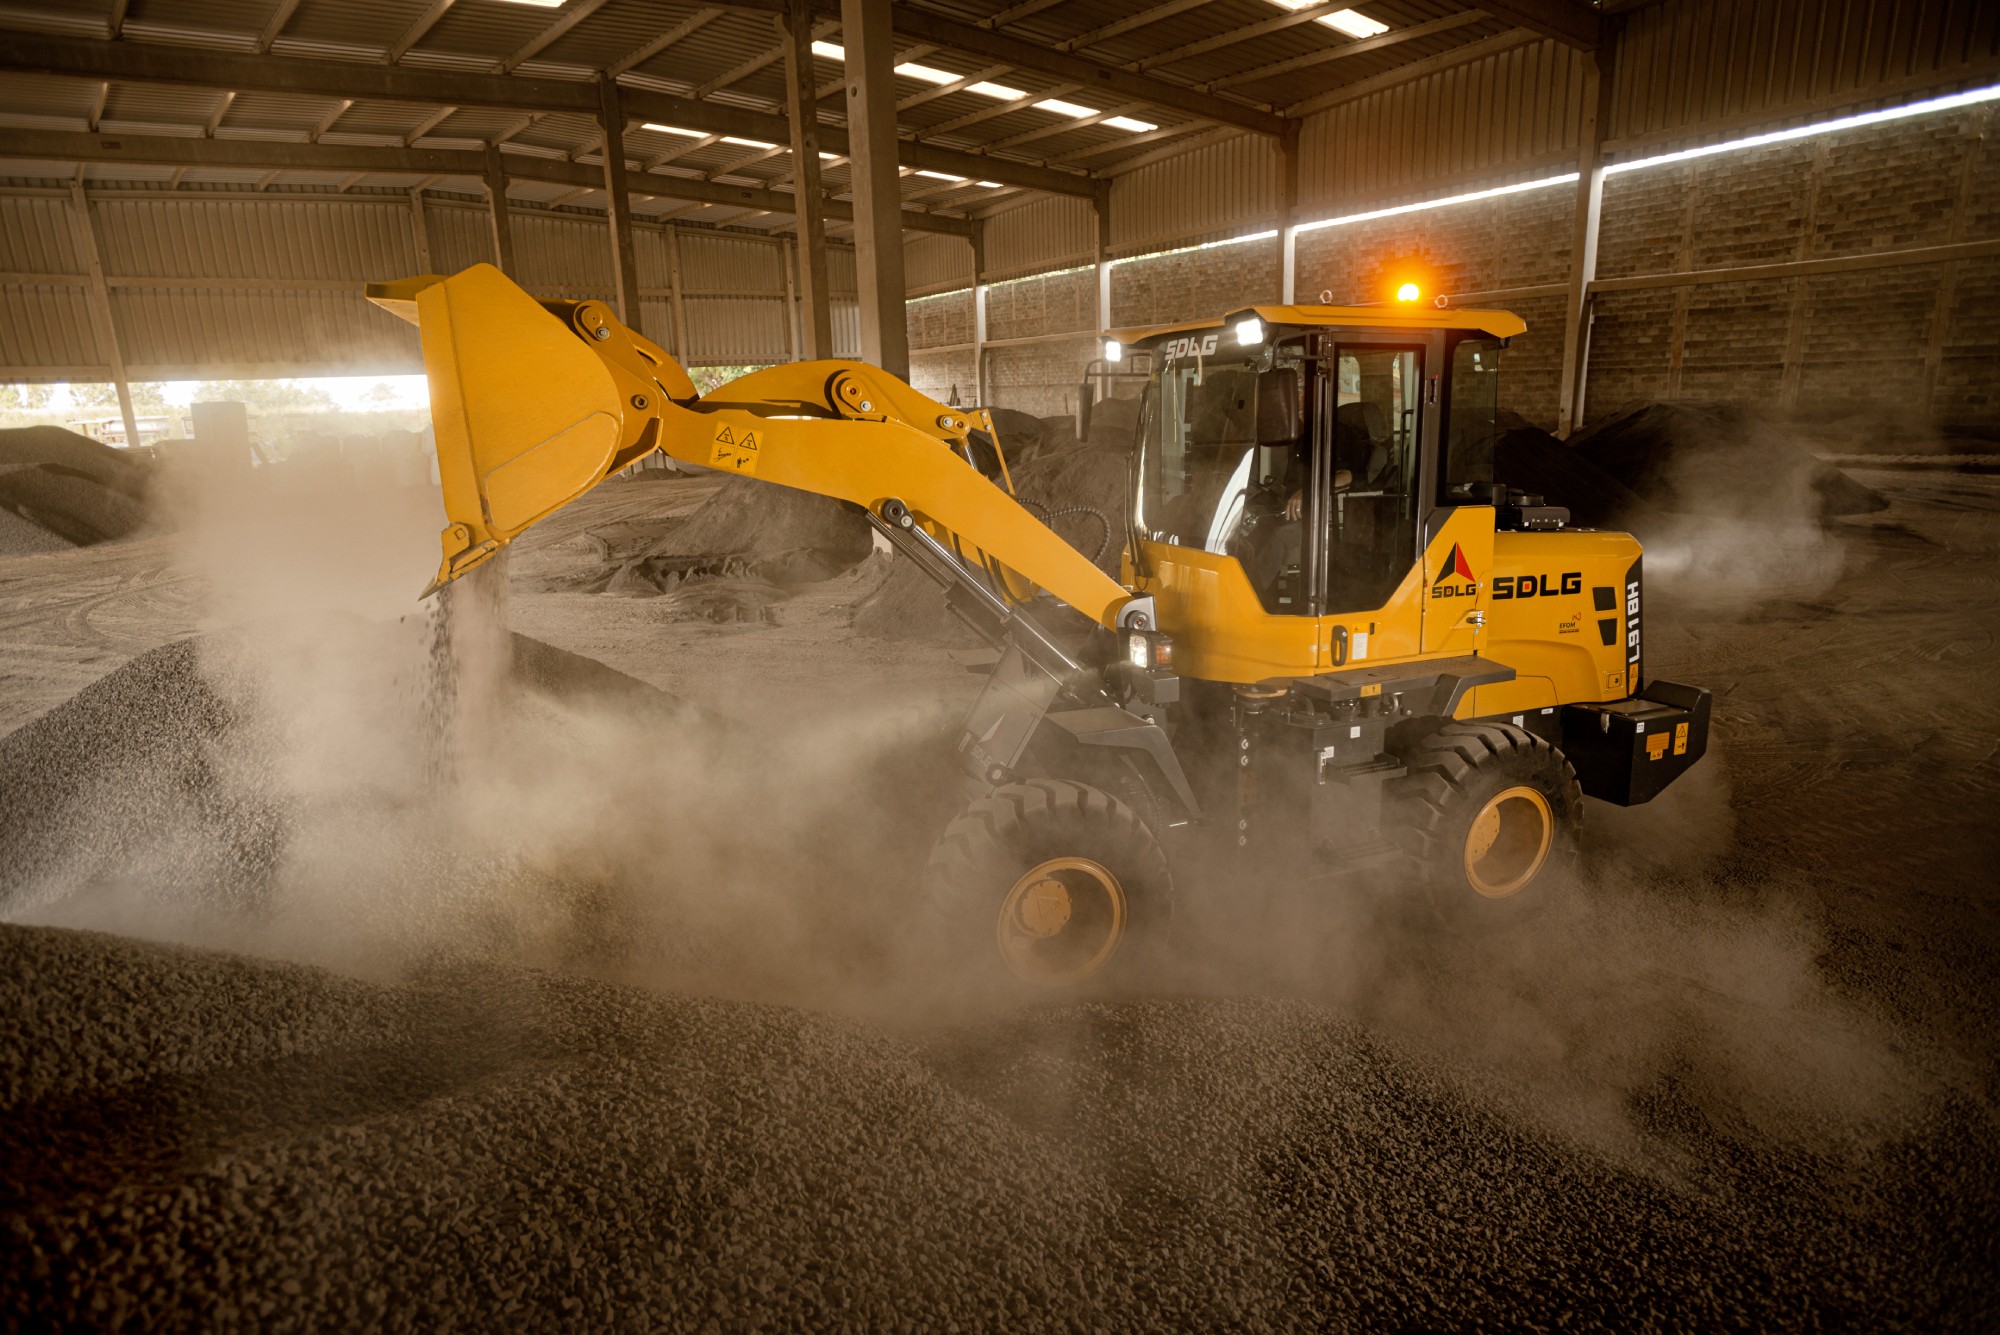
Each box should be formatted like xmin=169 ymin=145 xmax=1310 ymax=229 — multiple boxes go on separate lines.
xmin=996 ymin=856 xmax=1128 ymax=985
xmin=1462 ymin=784 xmax=1554 ymax=898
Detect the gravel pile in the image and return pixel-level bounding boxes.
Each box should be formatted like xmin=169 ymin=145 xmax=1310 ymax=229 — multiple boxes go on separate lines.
xmin=1491 ymin=417 xmax=1661 ymax=531
xmin=585 ymin=476 xmax=871 ymax=597
xmin=855 ymin=444 xmax=1129 ymax=644
xmin=0 ymin=632 xmax=701 ymax=912
xmin=4 ymin=921 xmax=1987 ymax=1329
xmin=1571 ymin=401 xmax=1887 ymax=520
xmin=0 ymin=503 xmax=75 ymax=556
xmin=0 ymin=425 xmax=153 ymax=546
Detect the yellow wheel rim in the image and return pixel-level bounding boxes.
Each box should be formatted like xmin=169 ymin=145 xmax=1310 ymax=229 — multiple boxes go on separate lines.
xmin=1462 ymin=785 xmax=1554 ymax=898
xmin=996 ymin=857 xmax=1128 ymax=986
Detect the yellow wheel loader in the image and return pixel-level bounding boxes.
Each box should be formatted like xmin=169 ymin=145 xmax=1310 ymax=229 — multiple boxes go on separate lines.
xmin=369 ymin=266 xmax=1709 ymax=989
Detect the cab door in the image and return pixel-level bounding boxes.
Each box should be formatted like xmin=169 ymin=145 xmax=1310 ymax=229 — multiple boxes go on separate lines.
xmin=1308 ymin=338 xmax=1430 ymax=666
xmin=1420 ymin=503 xmax=1494 ymax=656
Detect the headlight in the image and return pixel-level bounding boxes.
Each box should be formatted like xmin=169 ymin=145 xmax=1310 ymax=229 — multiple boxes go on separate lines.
xmin=1233 ymin=316 xmax=1263 ymax=346
xmin=1124 ymin=631 xmax=1174 ymax=671
xmin=1103 ymin=338 xmax=1124 ymax=363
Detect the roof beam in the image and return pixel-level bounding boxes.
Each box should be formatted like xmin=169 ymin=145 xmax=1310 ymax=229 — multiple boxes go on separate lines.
xmin=917 ymin=80 xmax=1082 ymax=138
xmin=256 ymin=0 xmax=305 ymax=54
xmin=847 ymin=4 xmax=1288 ymax=137
xmin=1283 ymin=28 xmax=1540 ymax=116
xmin=1131 ymin=0 xmax=1364 ymax=71
xmin=607 ymin=7 xmax=727 ymax=78
xmin=981 ymin=0 xmax=1068 ymax=28
xmin=1207 ymin=11 xmax=1490 ymax=91
xmin=2 ymin=32 xmax=598 ymax=111
xmin=388 ymin=0 xmax=456 ymax=64
xmin=2 ymin=129 xmax=973 ymax=236
xmin=1 ymin=34 xmax=1091 ymax=200
xmin=617 ymin=85 xmax=1096 ymax=197
xmin=1473 ymin=0 xmax=1599 ymax=51
xmin=1059 ymin=0 xmax=1217 ymax=53
xmin=500 ymin=0 xmax=616 ymax=74
xmin=105 ymin=0 xmax=129 ymax=39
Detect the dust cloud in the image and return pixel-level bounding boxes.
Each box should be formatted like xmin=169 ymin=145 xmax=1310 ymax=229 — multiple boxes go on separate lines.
xmin=2 ymin=424 xmax=1987 ymax=1327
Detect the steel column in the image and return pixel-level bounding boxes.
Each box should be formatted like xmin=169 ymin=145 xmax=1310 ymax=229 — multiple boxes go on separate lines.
xmin=782 ymin=0 xmax=833 ymax=359
xmin=1093 ymin=182 xmax=1112 ymax=333
xmin=971 ymin=219 xmax=988 ymax=406
xmin=1279 ymin=124 xmax=1300 ymax=303
xmin=483 ymin=145 xmax=516 ymax=275
xmin=66 ymin=183 xmax=139 ymax=452
xmin=596 ymin=75 xmax=643 ymax=332
xmin=840 ymin=0 xmax=909 ymax=378
xmin=665 ymin=224 xmax=692 ymax=361
xmin=1555 ymin=48 xmax=1612 ymax=438
xmin=409 ymin=188 xmax=431 ymax=272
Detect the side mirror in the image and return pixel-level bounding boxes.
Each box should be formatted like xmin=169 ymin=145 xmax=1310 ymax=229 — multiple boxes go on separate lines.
xmin=1078 ymin=383 xmax=1096 ymax=440
xmin=1255 ymin=367 xmax=1300 ymax=446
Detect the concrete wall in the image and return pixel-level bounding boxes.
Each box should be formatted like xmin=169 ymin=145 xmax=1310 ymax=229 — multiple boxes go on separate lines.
xmin=908 ymin=100 xmax=2000 ymax=430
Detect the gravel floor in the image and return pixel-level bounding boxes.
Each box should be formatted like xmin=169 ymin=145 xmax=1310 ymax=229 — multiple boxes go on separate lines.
xmin=10 ymin=921 xmax=1989 ymax=1331
xmin=0 ymin=470 xmax=1996 ymax=1330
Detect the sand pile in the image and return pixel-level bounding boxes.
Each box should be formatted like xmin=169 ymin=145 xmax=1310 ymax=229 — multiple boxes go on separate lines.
xmin=11 ymin=919 xmax=1973 ymax=1330
xmin=1571 ymin=402 xmax=1887 ymax=521
xmin=854 ymin=444 xmax=1128 ymax=644
xmin=0 ymin=425 xmax=152 ymax=547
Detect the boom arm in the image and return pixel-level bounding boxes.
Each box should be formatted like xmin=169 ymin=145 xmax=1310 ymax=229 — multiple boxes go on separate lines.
xmin=367 ymin=265 xmax=1146 ymax=634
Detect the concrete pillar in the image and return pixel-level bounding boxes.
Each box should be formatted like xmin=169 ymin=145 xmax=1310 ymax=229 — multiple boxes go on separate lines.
xmin=782 ymin=0 xmax=834 ymax=359
xmin=596 ymin=75 xmax=644 ymax=333
xmin=840 ymin=0 xmax=909 ymax=378
xmin=483 ymin=144 xmax=516 ymax=275
xmin=1555 ymin=48 xmax=1613 ymax=438
xmin=67 ymin=183 xmax=140 ymax=453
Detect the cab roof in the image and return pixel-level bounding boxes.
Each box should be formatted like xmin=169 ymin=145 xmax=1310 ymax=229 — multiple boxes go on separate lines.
xmin=1122 ymin=303 xmax=1527 ymax=345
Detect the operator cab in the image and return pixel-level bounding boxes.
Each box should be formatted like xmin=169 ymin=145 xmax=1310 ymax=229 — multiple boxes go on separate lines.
xmin=1126 ymin=306 xmax=1524 ymax=623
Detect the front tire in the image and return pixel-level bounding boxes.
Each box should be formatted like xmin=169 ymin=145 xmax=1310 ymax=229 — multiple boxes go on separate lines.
xmin=923 ymin=778 xmax=1171 ymax=990
xmin=1391 ymin=722 xmax=1582 ymax=927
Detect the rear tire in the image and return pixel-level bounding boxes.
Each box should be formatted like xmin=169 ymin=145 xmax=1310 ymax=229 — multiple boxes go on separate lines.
xmin=1390 ymin=721 xmax=1581 ymax=928
xmin=923 ymin=778 xmax=1171 ymax=991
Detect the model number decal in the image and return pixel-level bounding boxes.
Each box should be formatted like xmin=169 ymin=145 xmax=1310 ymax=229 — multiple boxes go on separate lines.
xmin=1492 ymin=572 xmax=1582 ymax=600
xmin=1160 ymin=333 xmax=1220 ymax=360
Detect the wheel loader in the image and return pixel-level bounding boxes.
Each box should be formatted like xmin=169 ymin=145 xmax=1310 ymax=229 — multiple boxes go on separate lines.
xmin=368 ymin=265 xmax=1710 ymax=989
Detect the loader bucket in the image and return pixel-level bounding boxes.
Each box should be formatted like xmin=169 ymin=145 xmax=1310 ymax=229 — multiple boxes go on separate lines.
xmin=369 ymin=265 xmax=637 ymax=594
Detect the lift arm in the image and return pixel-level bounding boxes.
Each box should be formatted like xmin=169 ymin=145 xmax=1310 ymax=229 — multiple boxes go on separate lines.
xmin=367 ymin=265 xmax=1147 ymax=636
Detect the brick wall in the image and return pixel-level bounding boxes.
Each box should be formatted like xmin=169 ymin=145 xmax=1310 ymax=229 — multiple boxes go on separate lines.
xmin=902 ymin=103 xmax=2000 ymax=428
xmin=1111 ymin=237 xmax=1279 ymax=328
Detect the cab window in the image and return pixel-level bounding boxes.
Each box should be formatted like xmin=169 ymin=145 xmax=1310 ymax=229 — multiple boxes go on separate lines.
xmin=1439 ymin=338 xmax=1502 ymax=505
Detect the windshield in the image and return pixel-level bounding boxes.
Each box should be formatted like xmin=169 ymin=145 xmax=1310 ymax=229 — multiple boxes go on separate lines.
xmin=1135 ymin=346 xmax=1302 ymax=554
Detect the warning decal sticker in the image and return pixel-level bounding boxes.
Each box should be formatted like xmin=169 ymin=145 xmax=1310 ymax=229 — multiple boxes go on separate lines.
xmin=710 ymin=425 xmax=762 ymax=473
